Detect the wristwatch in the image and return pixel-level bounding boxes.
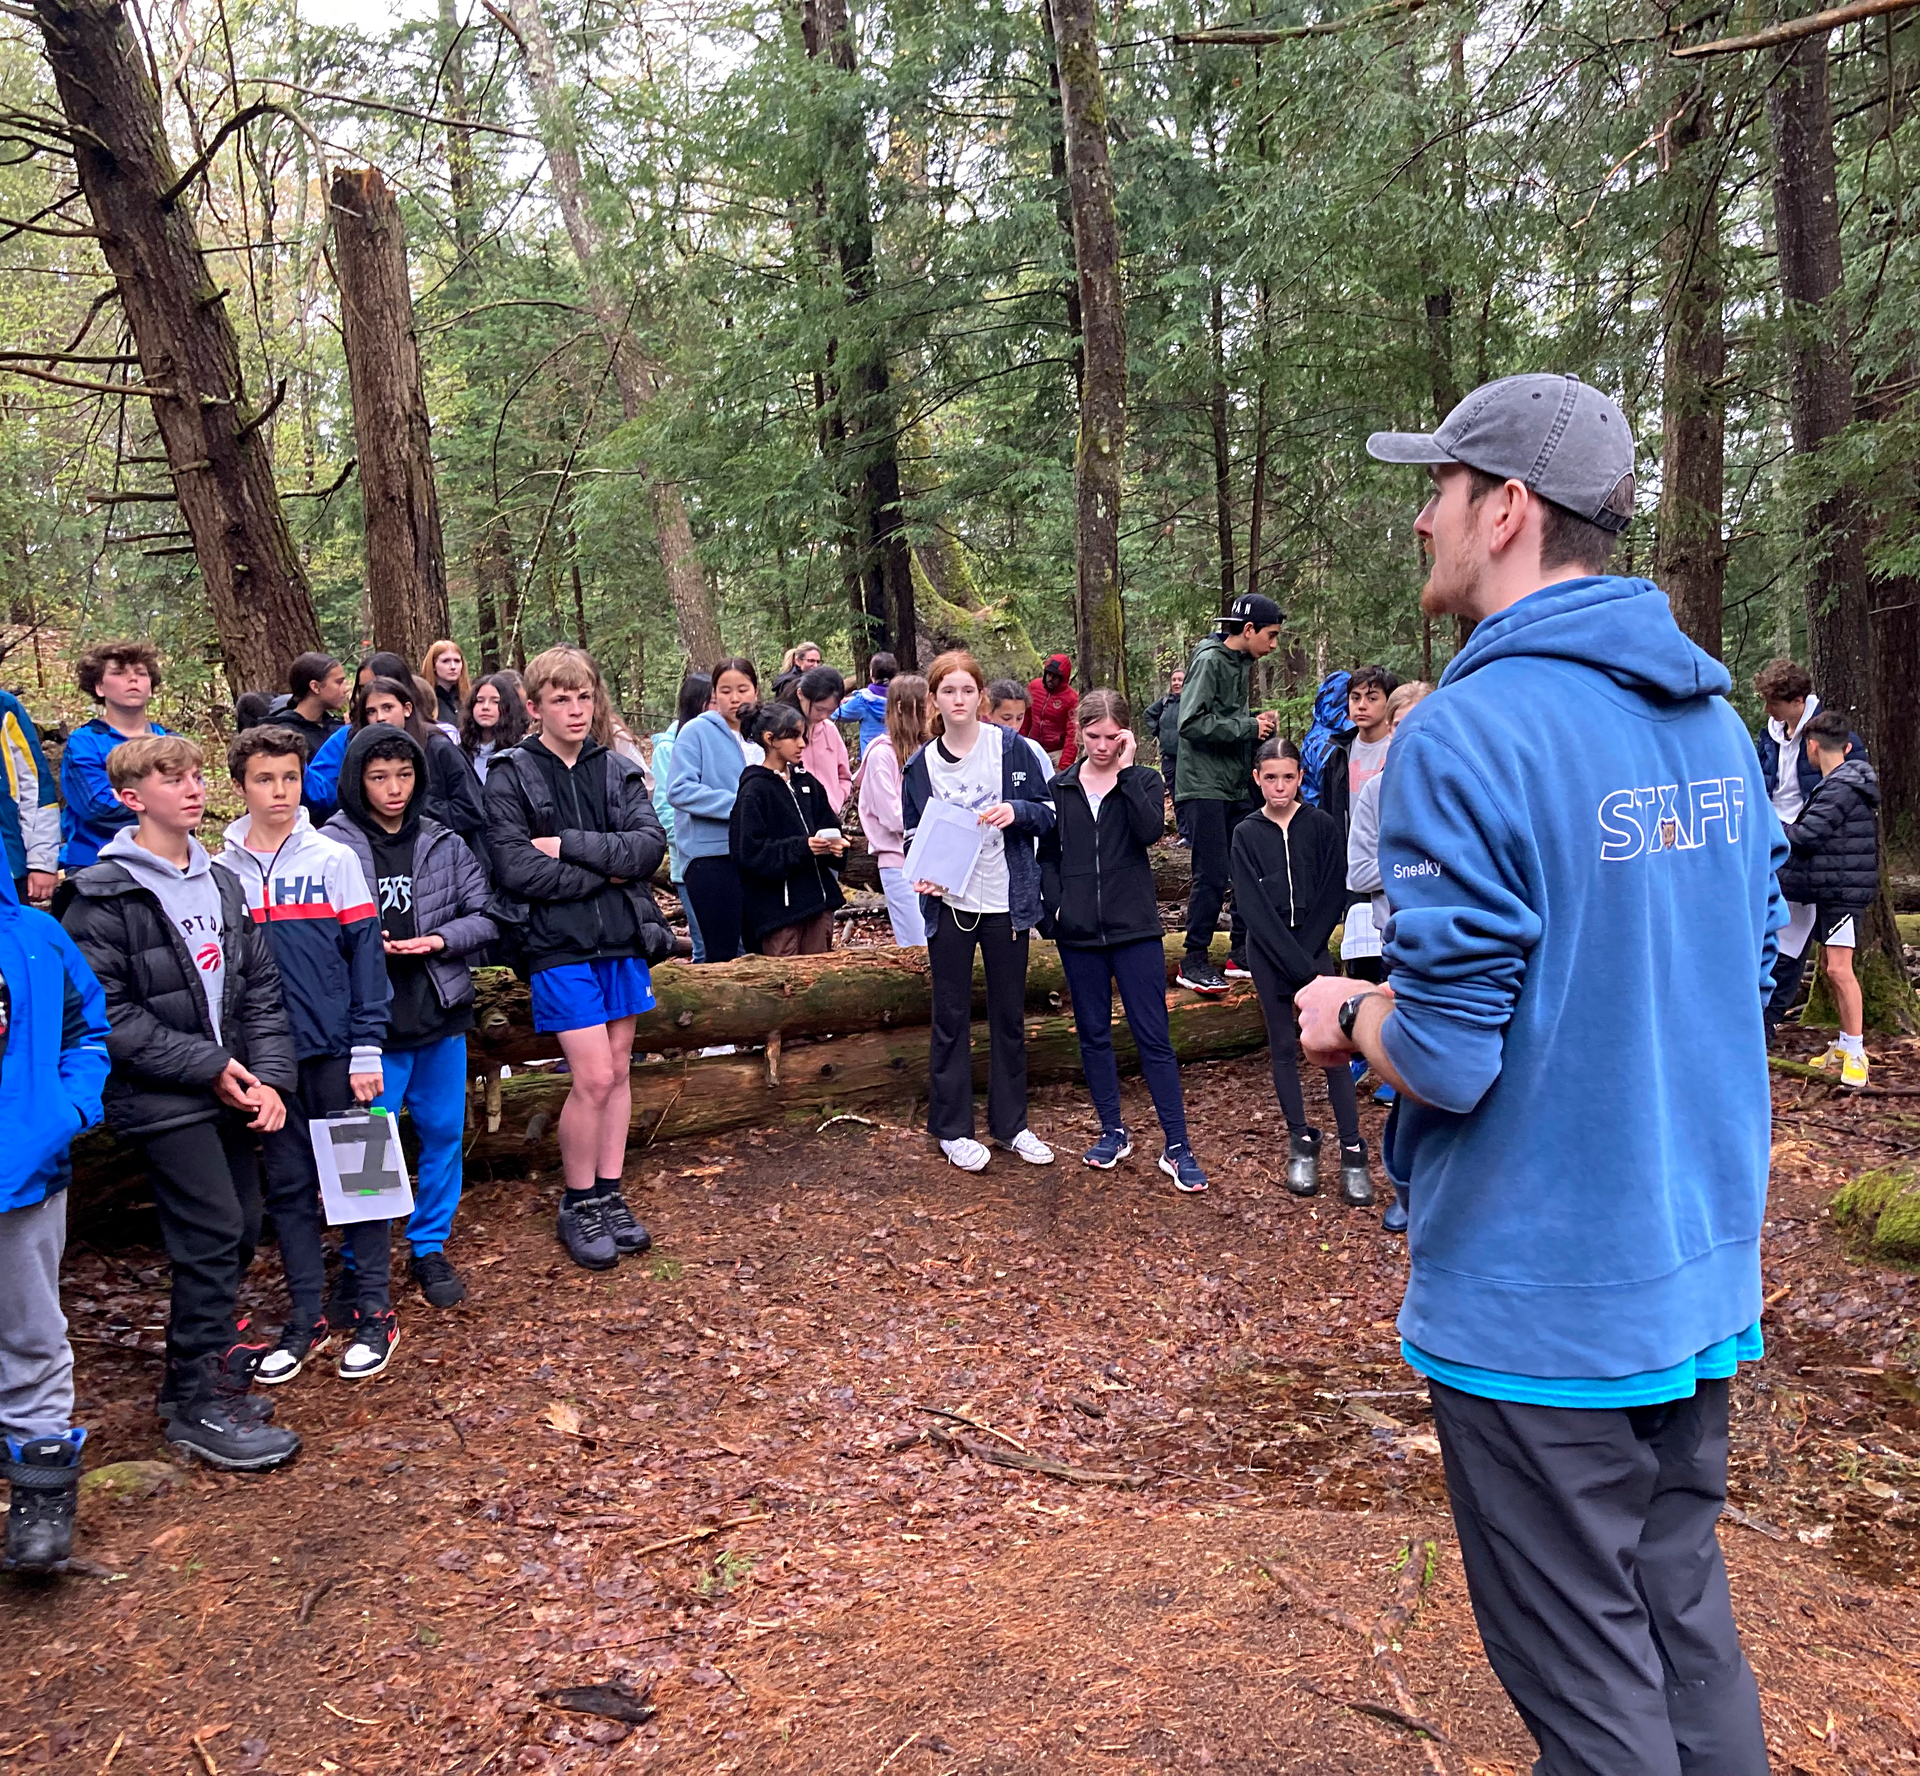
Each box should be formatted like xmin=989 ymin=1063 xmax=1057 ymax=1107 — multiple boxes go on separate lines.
xmin=1338 ymin=990 xmax=1383 ymax=1043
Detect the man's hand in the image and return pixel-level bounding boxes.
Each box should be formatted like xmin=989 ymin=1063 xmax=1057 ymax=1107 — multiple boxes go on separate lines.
xmin=351 ymin=1070 xmax=383 ymax=1105
xmin=1256 ymin=710 xmax=1278 ymax=741
xmin=24 ymin=870 xmax=55 ymax=906
xmin=1296 ymin=975 xmax=1394 ymax=1068
xmin=383 ymin=935 xmax=446 ymax=956
xmin=246 ymin=1082 xmax=287 ymax=1133
xmin=214 ymin=1058 xmax=261 ymax=1113
xmin=978 ymin=802 xmax=1016 ymax=830
xmin=531 ymin=836 xmax=563 ymax=859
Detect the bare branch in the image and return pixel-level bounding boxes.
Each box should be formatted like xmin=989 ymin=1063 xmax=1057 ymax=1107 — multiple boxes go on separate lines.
xmin=248 ymin=77 xmax=536 ymax=140
xmin=2 ymin=365 xmax=168 ymax=397
xmin=1174 ymin=0 xmax=1426 ymax=45
xmin=281 ymin=459 xmax=356 ymax=500
xmin=1672 ymin=0 xmax=1920 ymax=56
xmin=158 ymin=99 xmax=280 ymax=207
xmin=233 ymin=376 xmax=287 ymax=443
xmin=0 ymin=350 xmax=136 ymax=365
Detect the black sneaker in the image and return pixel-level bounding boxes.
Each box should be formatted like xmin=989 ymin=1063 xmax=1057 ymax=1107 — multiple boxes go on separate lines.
xmin=410 ymin=1252 xmax=468 ymax=1308
xmin=557 ymin=1194 xmax=619 ymax=1270
xmin=4 ymin=1431 xmax=83 ymax=1571
xmin=337 ymin=1310 xmax=400 ymax=1381
xmin=1176 ymin=958 xmax=1229 ymax=995
xmin=600 ymin=1191 xmax=652 ymax=1255
xmin=256 ymin=1318 xmax=329 ymax=1387
xmin=163 ymin=1356 xmax=301 ymax=1471
xmin=1224 ymin=955 xmax=1252 ymax=981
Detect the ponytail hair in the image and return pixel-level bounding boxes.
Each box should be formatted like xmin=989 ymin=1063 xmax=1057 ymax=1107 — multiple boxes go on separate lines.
xmin=745 ymin=700 xmax=804 ymax=750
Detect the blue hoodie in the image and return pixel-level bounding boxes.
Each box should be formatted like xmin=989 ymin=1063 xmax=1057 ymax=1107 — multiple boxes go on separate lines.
xmin=1376 ymin=576 xmax=1784 ymax=1382
xmin=58 ymin=716 xmax=172 ymax=869
xmin=0 ymin=869 xmax=112 ymax=1214
xmin=664 ymin=710 xmax=761 ymax=864
xmin=835 ymin=683 xmax=890 ymax=759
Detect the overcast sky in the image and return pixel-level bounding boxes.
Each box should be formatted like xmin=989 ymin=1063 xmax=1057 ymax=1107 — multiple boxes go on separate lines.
xmin=298 ymin=0 xmax=437 ymax=34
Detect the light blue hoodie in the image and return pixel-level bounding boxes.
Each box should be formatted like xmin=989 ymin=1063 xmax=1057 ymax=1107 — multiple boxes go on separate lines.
xmin=1377 ymin=575 xmax=1784 ymax=1381
xmin=664 ymin=710 xmax=761 ymax=864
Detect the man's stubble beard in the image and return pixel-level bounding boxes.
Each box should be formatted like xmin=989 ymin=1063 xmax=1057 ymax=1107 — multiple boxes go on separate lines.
xmin=1419 ymin=548 xmax=1481 ymax=621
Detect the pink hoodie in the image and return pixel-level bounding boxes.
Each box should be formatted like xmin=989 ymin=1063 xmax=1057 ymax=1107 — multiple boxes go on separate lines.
xmin=857 ymin=739 xmax=908 ymax=869
xmin=801 ymin=716 xmax=853 ymax=814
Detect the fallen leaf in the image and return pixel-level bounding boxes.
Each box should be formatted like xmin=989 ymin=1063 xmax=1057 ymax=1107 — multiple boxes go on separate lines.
xmin=546 ymin=1402 xmax=582 ymax=1437
xmin=1861 ymin=1478 xmax=1898 ymax=1500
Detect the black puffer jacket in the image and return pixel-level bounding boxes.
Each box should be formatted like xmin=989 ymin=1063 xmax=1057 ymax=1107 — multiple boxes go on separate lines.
xmin=1040 ymin=762 xmax=1166 ymax=948
xmin=55 ymin=861 xmax=297 ymax=1138
xmin=485 ymin=736 xmax=672 ymax=975
xmin=1780 ymin=758 xmax=1881 ymax=911
xmin=729 ymin=763 xmax=845 ymax=941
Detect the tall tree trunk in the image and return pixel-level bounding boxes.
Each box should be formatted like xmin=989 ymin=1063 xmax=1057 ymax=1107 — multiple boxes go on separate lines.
xmin=441 ymin=0 xmax=499 ymax=672
xmin=33 ymin=0 xmax=321 ymax=691
xmin=502 ymin=0 xmax=723 ymax=668
xmin=1655 ymin=80 xmax=1727 ymax=657
xmin=1049 ymin=0 xmax=1126 ymax=695
xmin=1768 ymin=31 xmax=1872 ymax=736
xmin=477 ymin=513 xmax=512 ymax=674
xmin=1209 ymin=275 xmax=1236 ymax=611
xmin=800 ymin=0 xmax=916 ymax=667
xmin=330 ymin=168 xmax=451 ymax=668
xmin=1038 ymin=0 xmax=1084 ymax=402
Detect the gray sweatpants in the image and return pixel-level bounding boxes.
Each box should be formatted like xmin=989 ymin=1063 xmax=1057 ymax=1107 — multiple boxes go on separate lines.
xmin=0 ymin=1192 xmax=72 ymax=1441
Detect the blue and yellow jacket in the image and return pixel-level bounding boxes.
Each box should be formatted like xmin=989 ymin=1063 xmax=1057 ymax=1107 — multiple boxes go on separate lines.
xmin=0 ymin=689 xmax=59 ymax=884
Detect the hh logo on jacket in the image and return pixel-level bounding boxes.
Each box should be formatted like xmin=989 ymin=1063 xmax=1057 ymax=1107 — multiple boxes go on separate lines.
xmin=1597 ymin=778 xmax=1747 ymax=862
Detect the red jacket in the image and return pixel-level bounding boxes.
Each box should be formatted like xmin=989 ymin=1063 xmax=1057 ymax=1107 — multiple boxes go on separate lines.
xmin=1023 ymin=679 xmax=1078 ymax=765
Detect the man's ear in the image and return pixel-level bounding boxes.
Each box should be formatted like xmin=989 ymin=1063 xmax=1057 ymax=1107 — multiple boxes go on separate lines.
xmin=115 ymin=787 xmax=144 ymax=815
xmin=1483 ymin=478 xmax=1531 ymax=556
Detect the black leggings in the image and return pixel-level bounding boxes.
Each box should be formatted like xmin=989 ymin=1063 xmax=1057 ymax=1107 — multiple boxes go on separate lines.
xmin=1249 ymin=947 xmax=1360 ymax=1146
xmin=683 ymin=856 xmax=746 ymax=962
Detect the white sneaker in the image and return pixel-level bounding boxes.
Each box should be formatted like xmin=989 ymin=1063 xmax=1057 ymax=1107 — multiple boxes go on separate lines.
xmin=941 ymin=1137 xmax=990 ymax=1172
xmin=1006 ymin=1129 xmax=1054 ymax=1165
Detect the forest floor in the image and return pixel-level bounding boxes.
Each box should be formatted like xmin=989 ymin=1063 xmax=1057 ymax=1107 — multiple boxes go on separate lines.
xmin=10 ymin=1029 xmax=1920 ymax=1775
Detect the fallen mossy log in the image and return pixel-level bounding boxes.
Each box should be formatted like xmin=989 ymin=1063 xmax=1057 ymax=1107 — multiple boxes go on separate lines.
xmin=64 ymin=984 xmax=1264 ymax=1222
xmin=470 ymin=931 xmax=1223 ymax=1064
xmin=466 ymin=982 xmax=1265 ymax=1159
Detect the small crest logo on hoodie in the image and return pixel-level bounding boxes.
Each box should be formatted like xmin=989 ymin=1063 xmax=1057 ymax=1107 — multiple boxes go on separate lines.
xmin=1597 ymin=778 xmax=1747 ymax=862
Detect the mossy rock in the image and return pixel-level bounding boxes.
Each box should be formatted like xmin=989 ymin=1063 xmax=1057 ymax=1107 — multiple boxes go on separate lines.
xmin=79 ymin=1459 xmax=178 ymax=1504
xmin=1832 ymin=1167 xmax=1920 ymax=1263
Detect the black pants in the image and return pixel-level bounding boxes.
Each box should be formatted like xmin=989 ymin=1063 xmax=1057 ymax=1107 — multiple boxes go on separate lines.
xmin=260 ymin=1053 xmax=391 ymax=1320
xmin=1178 ymin=797 xmax=1253 ymax=960
xmin=141 ymin=1115 xmax=265 ymax=1362
xmin=926 ymin=902 xmax=1029 ymax=1142
xmin=1249 ymin=947 xmax=1360 ymax=1145
xmin=1765 ymin=941 xmax=1807 ymax=1036
xmin=683 ymin=856 xmax=746 ymax=962
xmin=1429 ymin=1378 xmax=1767 ymax=1776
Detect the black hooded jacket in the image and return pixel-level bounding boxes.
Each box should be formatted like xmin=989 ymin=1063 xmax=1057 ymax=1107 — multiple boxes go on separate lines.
xmin=1780 ymin=757 xmax=1881 ymax=912
xmin=1039 ymin=761 xmax=1166 ymax=949
xmin=728 ymin=762 xmax=845 ymax=940
xmin=484 ymin=735 xmax=671 ymax=975
xmin=1229 ymin=801 xmax=1347 ymax=991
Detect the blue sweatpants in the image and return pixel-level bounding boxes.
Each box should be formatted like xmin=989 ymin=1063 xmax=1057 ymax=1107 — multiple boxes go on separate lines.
xmin=1059 ymin=937 xmax=1189 ymax=1150
xmin=377 ymin=1035 xmax=469 ymax=1255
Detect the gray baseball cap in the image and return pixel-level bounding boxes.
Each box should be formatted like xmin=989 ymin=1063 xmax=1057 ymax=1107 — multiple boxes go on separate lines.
xmin=1366 ymin=373 xmax=1636 ymax=532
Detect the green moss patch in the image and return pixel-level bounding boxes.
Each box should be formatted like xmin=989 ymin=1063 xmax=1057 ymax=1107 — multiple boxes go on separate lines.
xmin=1833 ymin=1167 xmax=1920 ymax=1263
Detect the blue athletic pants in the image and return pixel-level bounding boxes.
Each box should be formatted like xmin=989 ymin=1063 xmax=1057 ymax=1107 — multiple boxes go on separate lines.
xmin=376 ymin=1035 xmax=469 ymax=1255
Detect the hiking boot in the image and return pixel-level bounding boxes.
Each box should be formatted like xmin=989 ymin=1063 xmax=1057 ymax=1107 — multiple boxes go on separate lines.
xmin=1382 ymin=1183 xmax=1409 ymax=1235
xmin=163 ymin=1356 xmax=301 ymax=1471
xmin=1339 ymin=1140 xmax=1375 ymax=1207
xmin=1224 ymin=955 xmax=1252 ymax=981
xmin=600 ymin=1191 xmax=652 ymax=1255
xmin=337 ymin=1310 xmax=400 ymax=1381
xmin=557 ymin=1194 xmax=619 ymax=1270
xmin=157 ymin=1333 xmax=275 ymax=1425
xmin=1285 ymin=1128 xmax=1322 ymax=1197
xmin=1083 ymin=1128 xmax=1132 ymax=1169
xmin=410 ymin=1252 xmax=468 ymax=1308
xmin=1158 ymin=1144 xmax=1209 ymax=1194
xmin=940 ymin=1137 xmax=990 ymax=1173
xmin=4 ymin=1429 xmax=83 ymax=1572
xmin=1176 ymin=958 xmax=1229 ymax=995
xmin=256 ymin=1319 xmax=329 ymax=1387
xmin=1004 ymin=1129 xmax=1054 ymax=1165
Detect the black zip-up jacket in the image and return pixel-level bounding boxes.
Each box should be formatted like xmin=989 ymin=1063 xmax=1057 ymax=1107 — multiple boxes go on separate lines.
xmin=484 ymin=736 xmax=672 ymax=975
xmin=1040 ymin=761 xmax=1166 ymax=948
xmin=729 ymin=763 xmax=846 ymax=941
xmin=55 ymin=862 xmax=297 ymax=1138
xmin=1780 ymin=757 xmax=1881 ymax=911
xmin=421 ymin=730 xmax=489 ymax=865
xmin=1229 ymin=802 xmax=1346 ymax=991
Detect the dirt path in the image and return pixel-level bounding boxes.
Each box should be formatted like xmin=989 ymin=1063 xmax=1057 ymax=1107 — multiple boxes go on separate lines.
xmin=9 ymin=1041 xmax=1920 ymax=1773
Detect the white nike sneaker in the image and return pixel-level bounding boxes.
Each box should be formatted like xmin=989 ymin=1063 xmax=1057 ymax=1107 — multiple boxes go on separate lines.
xmin=940 ymin=1137 xmax=990 ymax=1172
xmin=1006 ymin=1129 xmax=1054 ymax=1165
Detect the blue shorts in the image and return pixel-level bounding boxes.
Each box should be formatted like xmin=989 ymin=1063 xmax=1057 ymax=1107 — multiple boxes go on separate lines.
xmin=530 ymin=956 xmax=656 ymax=1034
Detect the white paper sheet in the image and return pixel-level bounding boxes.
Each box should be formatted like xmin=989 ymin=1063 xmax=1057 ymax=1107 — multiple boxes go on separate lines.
xmin=313 ymin=1109 xmax=415 ymax=1227
xmin=903 ymin=797 xmax=988 ymax=896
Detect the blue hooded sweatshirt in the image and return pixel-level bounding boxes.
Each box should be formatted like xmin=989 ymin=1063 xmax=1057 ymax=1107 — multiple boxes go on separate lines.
xmin=0 ymin=868 xmax=112 ymax=1214
xmin=59 ymin=716 xmax=172 ymax=869
xmin=664 ymin=710 xmax=762 ymax=865
xmin=1375 ymin=575 xmax=1784 ymax=1383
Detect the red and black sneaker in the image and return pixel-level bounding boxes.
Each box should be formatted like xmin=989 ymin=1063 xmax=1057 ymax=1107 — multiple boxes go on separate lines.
xmin=256 ymin=1318 xmax=329 ymax=1386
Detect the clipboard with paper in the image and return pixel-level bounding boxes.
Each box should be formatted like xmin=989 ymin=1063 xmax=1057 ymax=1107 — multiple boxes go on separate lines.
xmin=312 ymin=1109 xmax=415 ymax=1226
xmin=904 ymin=796 xmax=987 ymax=897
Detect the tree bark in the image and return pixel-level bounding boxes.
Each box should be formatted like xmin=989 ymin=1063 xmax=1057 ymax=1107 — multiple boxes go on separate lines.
xmin=330 ymin=168 xmax=452 ymax=668
xmin=1768 ymin=32 xmax=1873 ymax=736
xmin=33 ymin=0 xmax=321 ymax=691
xmin=1655 ymin=80 xmax=1728 ymax=657
xmin=503 ymin=0 xmax=723 ymax=668
xmin=1038 ymin=0 xmax=1085 ymax=401
xmin=1209 ymin=275 xmax=1236 ymax=610
xmin=1049 ymin=0 xmax=1127 ymax=695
